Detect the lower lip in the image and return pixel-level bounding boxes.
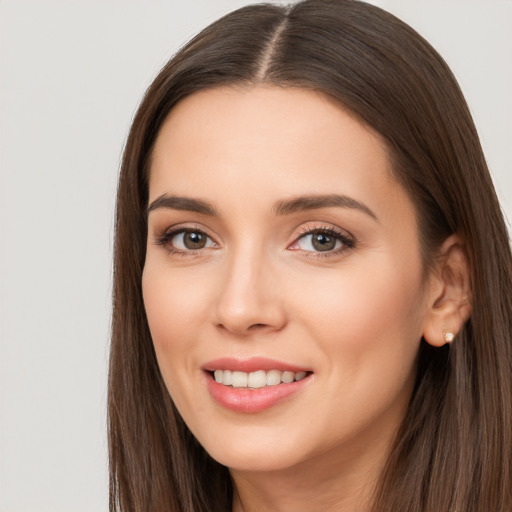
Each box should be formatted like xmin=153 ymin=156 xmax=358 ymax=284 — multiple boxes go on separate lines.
xmin=205 ymin=373 xmax=312 ymax=413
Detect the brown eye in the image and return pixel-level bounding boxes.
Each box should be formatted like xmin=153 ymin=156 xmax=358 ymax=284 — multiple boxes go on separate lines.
xmin=291 ymin=228 xmax=354 ymax=254
xmin=163 ymin=229 xmax=216 ymax=252
xmin=311 ymin=232 xmax=337 ymax=251
xmin=182 ymin=231 xmax=207 ymax=249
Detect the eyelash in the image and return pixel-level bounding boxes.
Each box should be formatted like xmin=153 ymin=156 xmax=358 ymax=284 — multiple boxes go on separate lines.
xmin=154 ymin=224 xmax=356 ymax=258
xmin=154 ymin=224 xmax=214 ymax=256
xmin=292 ymin=225 xmax=356 ymax=258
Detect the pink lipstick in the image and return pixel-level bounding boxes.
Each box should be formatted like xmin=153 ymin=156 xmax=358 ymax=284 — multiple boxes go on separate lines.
xmin=202 ymin=357 xmax=313 ymax=413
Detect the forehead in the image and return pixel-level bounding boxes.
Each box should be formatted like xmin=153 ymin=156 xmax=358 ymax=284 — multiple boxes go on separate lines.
xmin=152 ymin=85 xmax=388 ymax=167
xmin=149 ymin=85 xmax=411 ymax=223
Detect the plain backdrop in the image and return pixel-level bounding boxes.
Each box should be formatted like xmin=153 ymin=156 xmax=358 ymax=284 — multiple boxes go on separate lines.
xmin=0 ymin=1 xmax=510 ymax=511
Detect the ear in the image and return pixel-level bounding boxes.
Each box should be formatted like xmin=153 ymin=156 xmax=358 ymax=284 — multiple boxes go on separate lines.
xmin=422 ymin=235 xmax=472 ymax=347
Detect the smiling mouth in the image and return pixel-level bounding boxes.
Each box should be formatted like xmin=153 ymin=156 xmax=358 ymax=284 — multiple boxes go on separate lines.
xmin=209 ymin=369 xmax=311 ymax=388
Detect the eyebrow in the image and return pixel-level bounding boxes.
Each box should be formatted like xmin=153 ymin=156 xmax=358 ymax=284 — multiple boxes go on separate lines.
xmin=146 ymin=192 xmax=377 ymax=221
xmin=273 ymin=194 xmax=378 ymax=220
xmin=146 ymin=194 xmax=217 ymax=216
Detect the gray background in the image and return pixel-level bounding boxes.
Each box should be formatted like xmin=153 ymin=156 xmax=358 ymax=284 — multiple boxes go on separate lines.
xmin=1 ymin=1 xmax=510 ymax=511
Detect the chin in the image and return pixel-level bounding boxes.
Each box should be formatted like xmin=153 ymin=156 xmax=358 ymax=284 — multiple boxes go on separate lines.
xmin=208 ymin=444 xmax=305 ymax=473
xmin=191 ymin=420 xmax=328 ymax=474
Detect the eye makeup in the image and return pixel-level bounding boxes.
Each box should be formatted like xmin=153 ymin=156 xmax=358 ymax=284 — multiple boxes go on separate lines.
xmin=153 ymin=221 xmax=356 ymax=259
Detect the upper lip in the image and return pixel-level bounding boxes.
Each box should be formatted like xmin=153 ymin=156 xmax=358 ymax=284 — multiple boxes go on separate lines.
xmin=202 ymin=357 xmax=311 ymax=373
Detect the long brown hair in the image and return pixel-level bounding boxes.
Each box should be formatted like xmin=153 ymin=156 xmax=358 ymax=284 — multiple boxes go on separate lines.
xmin=108 ymin=1 xmax=512 ymax=510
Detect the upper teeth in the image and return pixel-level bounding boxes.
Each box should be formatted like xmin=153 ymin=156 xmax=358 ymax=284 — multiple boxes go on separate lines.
xmin=213 ymin=369 xmax=307 ymax=388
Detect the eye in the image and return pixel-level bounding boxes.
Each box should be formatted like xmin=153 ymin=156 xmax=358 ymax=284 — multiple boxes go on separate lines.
xmin=156 ymin=228 xmax=216 ymax=253
xmin=298 ymin=231 xmax=341 ymax=252
xmin=289 ymin=226 xmax=355 ymax=255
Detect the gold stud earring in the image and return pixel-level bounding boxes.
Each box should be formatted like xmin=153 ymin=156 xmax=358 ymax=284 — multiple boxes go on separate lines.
xmin=443 ymin=329 xmax=455 ymax=343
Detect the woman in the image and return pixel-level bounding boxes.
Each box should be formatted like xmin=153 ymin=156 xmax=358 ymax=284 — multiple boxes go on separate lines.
xmin=108 ymin=1 xmax=512 ymax=511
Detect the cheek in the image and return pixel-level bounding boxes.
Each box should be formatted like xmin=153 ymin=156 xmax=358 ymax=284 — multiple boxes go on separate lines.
xmin=295 ymin=259 xmax=425 ymax=376
xmin=141 ymin=264 xmax=207 ymax=383
xmin=141 ymin=265 xmax=207 ymax=425
xmin=143 ymin=263 xmax=207 ymax=340
xmin=298 ymin=263 xmax=424 ymax=437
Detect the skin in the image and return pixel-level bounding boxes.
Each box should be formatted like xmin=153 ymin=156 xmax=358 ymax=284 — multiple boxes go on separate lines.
xmin=142 ymin=86 xmax=462 ymax=511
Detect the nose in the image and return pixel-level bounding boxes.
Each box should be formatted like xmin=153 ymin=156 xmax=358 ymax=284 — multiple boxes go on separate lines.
xmin=213 ymin=247 xmax=287 ymax=336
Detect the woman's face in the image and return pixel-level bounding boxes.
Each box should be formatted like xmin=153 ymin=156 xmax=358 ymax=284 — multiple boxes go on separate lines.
xmin=143 ymin=86 xmax=433 ymax=475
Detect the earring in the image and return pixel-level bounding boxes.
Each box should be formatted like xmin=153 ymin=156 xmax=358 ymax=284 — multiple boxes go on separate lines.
xmin=443 ymin=329 xmax=455 ymax=343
